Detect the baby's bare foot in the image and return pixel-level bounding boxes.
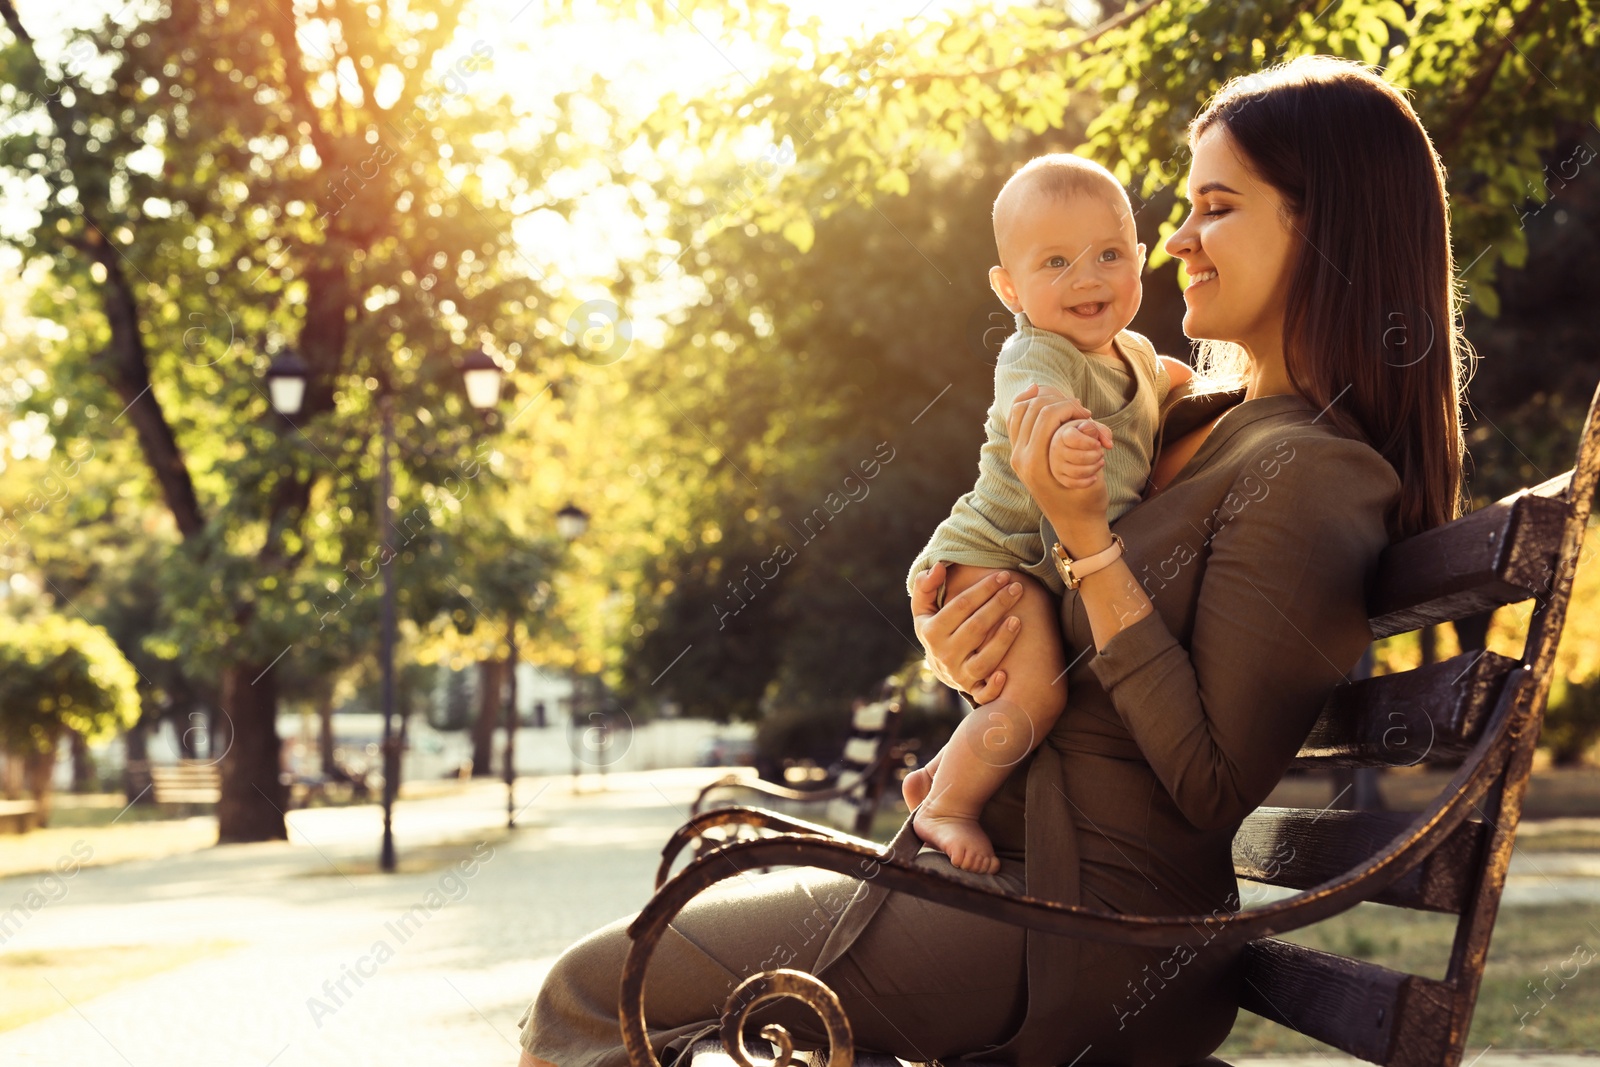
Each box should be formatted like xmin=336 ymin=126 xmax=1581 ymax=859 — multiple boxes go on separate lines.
xmin=902 ymin=767 xmax=932 ymax=811
xmin=912 ymin=804 xmax=1000 ymax=875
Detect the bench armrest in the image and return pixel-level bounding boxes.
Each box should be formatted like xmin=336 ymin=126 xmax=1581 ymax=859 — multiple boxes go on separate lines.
xmin=689 ymin=758 xmax=889 ymax=818
xmin=655 ymin=805 xmax=882 ymax=889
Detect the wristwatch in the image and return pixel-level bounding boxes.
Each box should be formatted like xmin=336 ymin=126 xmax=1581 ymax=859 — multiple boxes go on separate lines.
xmin=1051 ymin=532 xmax=1125 ymax=590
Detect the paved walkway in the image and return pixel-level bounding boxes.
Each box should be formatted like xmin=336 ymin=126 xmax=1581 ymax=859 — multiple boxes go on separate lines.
xmin=0 ymin=769 xmax=1596 ymax=1065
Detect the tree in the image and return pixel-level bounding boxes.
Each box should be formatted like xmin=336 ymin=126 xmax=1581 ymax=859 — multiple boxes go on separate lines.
xmin=0 ymin=612 xmax=140 ymax=825
xmin=0 ymin=0 xmax=586 ymax=840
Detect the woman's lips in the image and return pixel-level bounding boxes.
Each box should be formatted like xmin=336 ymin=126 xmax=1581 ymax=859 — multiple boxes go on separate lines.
xmin=1185 ymin=268 xmax=1218 ymax=292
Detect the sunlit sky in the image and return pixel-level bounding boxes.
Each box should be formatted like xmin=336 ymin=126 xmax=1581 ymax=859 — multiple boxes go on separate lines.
xmin=0 ymin=0 xmax=989 ymax=363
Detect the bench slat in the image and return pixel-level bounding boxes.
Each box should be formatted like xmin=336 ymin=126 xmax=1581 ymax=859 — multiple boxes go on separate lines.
xmin=1237 ymin=938 xmax=1452 ymax=1064
xmin=1368 ymin=484 xmax=1567 ymax=639
xmin=1293 ymin=650 xmax=1519 ymax=768
xmin=851 ymin=702 xmax=890 ymax=731
xmin=1234 ymin=807 xmax=1485 ymax=913
xmin=840 ymin=737 xmax=879 ymax=766
xmin=148 ymin=761 xmax=222 ymax=804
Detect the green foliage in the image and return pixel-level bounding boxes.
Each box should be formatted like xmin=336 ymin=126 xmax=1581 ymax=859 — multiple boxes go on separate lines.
xmin=1542 ymin=674 xmax=1600 ymax=767
xmin=0 ymin=0 xmax=592 ymax=690
xmin=627 ymin=0 xmax=1600 ymax=312
xmin=0 ymin=612 xmax=141 ymax=753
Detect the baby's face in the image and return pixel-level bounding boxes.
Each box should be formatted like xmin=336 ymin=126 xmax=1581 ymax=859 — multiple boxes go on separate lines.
xmin=994 ymin=191 xmax=1144 ymax=355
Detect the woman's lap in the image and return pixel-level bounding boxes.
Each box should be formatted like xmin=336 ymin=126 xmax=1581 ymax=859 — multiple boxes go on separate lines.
xmin=518 ymin=847 xmax=1028 ymax=1067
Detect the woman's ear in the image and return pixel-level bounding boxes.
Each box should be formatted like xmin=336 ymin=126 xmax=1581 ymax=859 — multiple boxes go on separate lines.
xmin=989 ymin=265 xmax=1020 ymax=312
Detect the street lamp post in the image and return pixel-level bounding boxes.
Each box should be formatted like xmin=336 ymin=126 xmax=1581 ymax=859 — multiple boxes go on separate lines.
xmin=266 ymin=346 xmax=505 ymax=872
xmin=377 ymin=390 xmax=398 ymax=871
xmin=556 ymin=502 xmax=595 ymax=793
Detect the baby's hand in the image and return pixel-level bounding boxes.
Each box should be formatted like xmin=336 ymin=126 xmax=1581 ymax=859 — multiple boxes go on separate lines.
xmin=1049 ymin=419 xmax=1113 ymax=489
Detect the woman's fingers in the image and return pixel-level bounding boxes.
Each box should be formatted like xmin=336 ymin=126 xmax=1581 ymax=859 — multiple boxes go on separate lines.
xmin=968 ymin=669 xmax=1007 ymax=705
xmin=910 ymin=563 xmax=945 ymax=621
xmin=920 ymin=568 xmax=1003 ymax=642
xmin=1009 ymin=388 xmax=1093 ymax=448
xmin=947 ymin=580 xmax=1024 ymax=682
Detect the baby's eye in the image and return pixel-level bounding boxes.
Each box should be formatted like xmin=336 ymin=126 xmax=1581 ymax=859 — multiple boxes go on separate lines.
xmin=1046 ymin=255 xmax=1067 ymax=268
xmin=1099 ymin=249 xmax=1119 ymax=262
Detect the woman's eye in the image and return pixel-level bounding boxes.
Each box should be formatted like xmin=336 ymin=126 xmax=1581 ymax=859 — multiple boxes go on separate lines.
xmin=1203 ymin=208 xmax=1231 ymax=217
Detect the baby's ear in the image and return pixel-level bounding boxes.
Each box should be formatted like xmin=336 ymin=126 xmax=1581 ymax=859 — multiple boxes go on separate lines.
xmin=989 ymin=265 xmax=1020 ymax=311
xmin=1136 ymin=242 xmax=1148 ymax=270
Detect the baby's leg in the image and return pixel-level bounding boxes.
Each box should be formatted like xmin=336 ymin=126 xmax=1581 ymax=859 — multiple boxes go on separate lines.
xmin=901 ymin=745 xmax=943 ymax=811
xmin=913 ymin=564 xmax=1067 ymax=875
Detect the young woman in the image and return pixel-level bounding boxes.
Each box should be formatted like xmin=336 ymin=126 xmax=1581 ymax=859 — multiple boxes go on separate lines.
xmin=515 ymin=54 xmax=1470 ymax=1067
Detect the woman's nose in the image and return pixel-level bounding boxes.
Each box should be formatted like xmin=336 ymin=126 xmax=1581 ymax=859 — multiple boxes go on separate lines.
xmin=1165 ymin=214 xmax=1198 ymax=260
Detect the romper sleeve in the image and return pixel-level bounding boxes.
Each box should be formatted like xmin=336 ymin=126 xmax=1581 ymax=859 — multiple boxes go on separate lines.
xmin=1087 ymin=433 xmax=1401 ymax=831
xmin=905 ymin=331 xmax=1090 ymax=597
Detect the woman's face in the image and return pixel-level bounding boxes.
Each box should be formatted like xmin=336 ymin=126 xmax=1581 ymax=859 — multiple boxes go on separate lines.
xmin=1164 ymin=125 xmax=1299 ymax=359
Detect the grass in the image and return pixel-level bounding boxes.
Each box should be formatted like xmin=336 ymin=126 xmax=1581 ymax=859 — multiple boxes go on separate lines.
xmin=1216 ymin=902 xmax=1600 ymax=1056
xmin=0 ymin=941 xmax=242 ymax=1033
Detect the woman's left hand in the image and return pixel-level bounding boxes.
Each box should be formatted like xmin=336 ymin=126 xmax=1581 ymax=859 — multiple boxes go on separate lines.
xmin=1007 ymin=383 xmax=1111 ymax=545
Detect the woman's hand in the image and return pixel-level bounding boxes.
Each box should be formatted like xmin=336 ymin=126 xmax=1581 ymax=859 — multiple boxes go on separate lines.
xmin=1008 ymin=383 xmax=1113 ymax=552
xmin=910 ymin=562 xmax=1025 ymax=704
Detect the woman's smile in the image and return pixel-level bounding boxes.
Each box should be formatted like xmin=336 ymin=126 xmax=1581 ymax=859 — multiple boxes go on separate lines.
xmin=1185 ymin=268 xmax=1218 ymax=292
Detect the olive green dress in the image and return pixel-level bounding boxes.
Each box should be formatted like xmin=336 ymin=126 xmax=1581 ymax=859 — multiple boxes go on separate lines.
xmin=517 ymin=385 xmax=1401 ymax=1067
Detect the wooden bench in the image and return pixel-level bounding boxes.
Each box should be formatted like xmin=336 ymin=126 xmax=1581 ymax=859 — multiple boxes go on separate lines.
xmin=682 ymin=689 xmax=905 ymax=858
xmin=0 ymin=798 xmax=38 ymax=834
xmin=626 ymin=380 xmax=1600 ymax=1067
xmin=129 ymin=760 xmax=222 ymax=804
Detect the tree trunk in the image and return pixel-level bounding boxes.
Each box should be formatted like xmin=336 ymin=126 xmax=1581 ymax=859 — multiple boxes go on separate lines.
xmin=123 ymin=719 xmax=154 ymax=805
xmin=318 ymin=690 xmax=337 ymax=778
xmin=69 ymin=729 xmax=94 ymax=793
xmin=471 ymin=659 xmax=502 ymax=776
xmin=215 ymin=662 xmax=287 ymax=842
xmin=1 ymin=751 xmax=22 ymax=799
xmin=176 ymin=710 xmax=201 ymax=758
xmin=23 ymin=731 xmax=59 ymax=828
xmin=209 ymin=703 xmax=233 ymax=765
xmin=1453 ymin=609 xmax=1494 ymax=653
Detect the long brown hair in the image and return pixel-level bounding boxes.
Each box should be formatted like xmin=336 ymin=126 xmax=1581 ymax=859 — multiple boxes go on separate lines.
xmin=1189 ymin=55 xmax=1473 ymax=540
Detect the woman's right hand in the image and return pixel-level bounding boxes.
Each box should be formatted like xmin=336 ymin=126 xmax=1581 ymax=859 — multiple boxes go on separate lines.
xmin=910 ymin=562 xmax=1025 ymax=704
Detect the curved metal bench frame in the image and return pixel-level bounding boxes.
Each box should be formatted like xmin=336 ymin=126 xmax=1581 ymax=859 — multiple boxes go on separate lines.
xmin=623 ymin=382 xmax=1600 ymax=1067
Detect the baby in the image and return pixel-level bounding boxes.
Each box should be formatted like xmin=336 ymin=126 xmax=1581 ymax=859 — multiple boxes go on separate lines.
xmin=904 ymin=153 xmax=1193 ymax=874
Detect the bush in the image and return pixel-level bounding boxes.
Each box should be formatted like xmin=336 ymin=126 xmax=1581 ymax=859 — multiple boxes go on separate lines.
xmin=0 ymin=613 xmax=141 ymax=753
xmin=1541 ymin=674 xmax=1600 ymax=767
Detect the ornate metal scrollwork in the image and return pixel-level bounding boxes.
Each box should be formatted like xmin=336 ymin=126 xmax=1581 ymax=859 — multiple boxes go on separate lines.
xmin=719 ymin=969 xmax=853 ymax=1067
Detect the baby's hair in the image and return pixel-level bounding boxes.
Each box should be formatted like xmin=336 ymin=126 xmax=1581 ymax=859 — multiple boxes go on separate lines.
xmin=992 ymin=153 xmax=1134 ymax=262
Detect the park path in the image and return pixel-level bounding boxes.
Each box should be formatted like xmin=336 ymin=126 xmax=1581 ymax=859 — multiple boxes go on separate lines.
xmin=0 ymin=769 xmax=709 ymax=1067
xmin=1 ymin=768 xmax=1598 ymax=1066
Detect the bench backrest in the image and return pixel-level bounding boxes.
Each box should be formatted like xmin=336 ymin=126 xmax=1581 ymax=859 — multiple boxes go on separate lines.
xmin=824 ymin=697 xmax=904 ymax=835
xmin=1230 ymin=383 xmax=1600 ymax=1066
xmin=131 ymin=759 xmax=223 ymax=804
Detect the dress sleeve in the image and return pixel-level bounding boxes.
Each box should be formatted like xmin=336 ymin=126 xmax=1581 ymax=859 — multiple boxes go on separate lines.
xmin=1086 ymin=434 xmax=1401 ymax=831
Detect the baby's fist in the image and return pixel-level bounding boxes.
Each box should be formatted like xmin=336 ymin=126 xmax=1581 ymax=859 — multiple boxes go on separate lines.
xmin=1049 ymin=419 xmax=1112 ymax=489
